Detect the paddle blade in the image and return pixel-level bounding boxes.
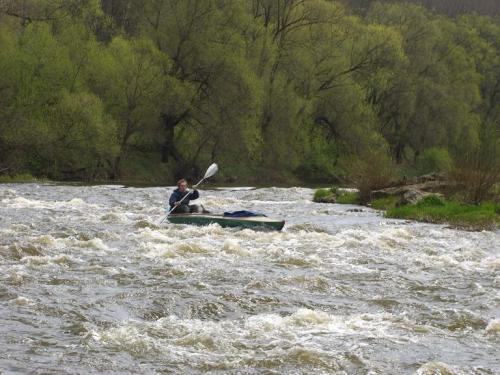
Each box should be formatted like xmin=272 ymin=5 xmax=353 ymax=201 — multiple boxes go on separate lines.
xmin=204 ymin=163 xmax=218 ymax=179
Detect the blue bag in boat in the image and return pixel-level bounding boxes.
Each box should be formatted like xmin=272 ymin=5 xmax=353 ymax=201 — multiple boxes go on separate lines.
xmin=223 ymin=210 xmax=266 ymax=217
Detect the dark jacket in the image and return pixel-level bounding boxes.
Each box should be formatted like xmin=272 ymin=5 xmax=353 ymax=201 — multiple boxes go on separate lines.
xmin=169 ymin=188 xmax=199 ymax=208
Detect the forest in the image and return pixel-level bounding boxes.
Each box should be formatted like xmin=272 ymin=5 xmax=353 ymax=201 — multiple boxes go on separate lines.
xmin=0 ymin=0 xmax=498 ymax=201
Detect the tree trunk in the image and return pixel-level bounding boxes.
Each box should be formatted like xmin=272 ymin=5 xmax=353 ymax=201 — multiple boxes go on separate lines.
xmin=160 ymin=112 xmax=188 ymax=163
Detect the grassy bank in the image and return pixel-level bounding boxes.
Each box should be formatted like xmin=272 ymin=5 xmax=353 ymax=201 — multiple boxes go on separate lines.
xmin=386 ymin=198 xmax=500 ymax=230
xmin=0 ymin=173 xmax=48 ymax=183
xmin=315 ymin=188 xmax=499 ymax=230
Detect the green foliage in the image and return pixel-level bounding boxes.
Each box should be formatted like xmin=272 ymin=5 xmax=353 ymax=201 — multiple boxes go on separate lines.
xmin=48 ymin=91 xmax=118 ymax=178
xmin=313 ymin=188 xmax=334 ymax=201
xmin=313 ymin=187 xmax=360 ymax=204
xmin=340 ymin=144 xmax=398 ymax=204
xmin=0 ymin=0 xmax=498 ymax=186
xmin=336 ymin=191 xmax=360 ymax=204
xmin=452 ymin=119 xmax=500 ymax=203
xmin=416 ymin=195 xmax=446 ymax=207
xmin=386 ymin=200 xmax=500 ymax=230
xmin=0 ymin=173 xmax=45 ymax=183
xmin=416 ymin=148 xmax=453 ymax=175
xmin=371 ymin=196 xmax=399 ymax=210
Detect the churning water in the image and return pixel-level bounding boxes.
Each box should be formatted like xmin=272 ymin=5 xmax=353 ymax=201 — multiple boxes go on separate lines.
xmin=0 ymin=184 xmax=498 ymax=374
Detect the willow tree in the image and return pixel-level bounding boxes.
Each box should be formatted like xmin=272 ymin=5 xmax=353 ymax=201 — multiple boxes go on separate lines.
xmin=0 ymin=22 xmax=113 ymax=178
xmin=140 ymin=0 xmax=264 ymax=178
xmin=367 ymin=3 xmax=481 ymax=165
xmin=450 ymin=15 xmax=500 ymax=202
xmin=85 ymin=37 xmax=166 ymax=177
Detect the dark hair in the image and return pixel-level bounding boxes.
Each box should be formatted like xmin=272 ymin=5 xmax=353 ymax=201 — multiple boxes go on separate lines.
xmin=177 ymin=178 xmax=187 ymax=187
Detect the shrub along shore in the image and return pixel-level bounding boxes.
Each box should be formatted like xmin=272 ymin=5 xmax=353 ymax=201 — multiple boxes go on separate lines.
xmin=314 ymin=184 xmax=500 ymax=231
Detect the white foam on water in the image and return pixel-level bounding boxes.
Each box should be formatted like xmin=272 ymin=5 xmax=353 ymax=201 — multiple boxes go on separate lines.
xmin=240 ymin=187 xmax=314 ymax=202
xmin=75 ymin=237 xmax=113 ymax=252
xmin=0 ymin=188 xmax=17 ymax=197
xmin=100 ymin=212 xmax=128 ymax=223
xmin=175 ymin=242 xmax=210 ymax=255
xmin=90 ymin=184 xmax=125 ymax=189
xmin=91 ymin=324 xmax=157 ymax=355
xmin=11 ymin=296 xmax=34 ymax=306
xmin=8 ymin=224 xmax=33 ymax=233
xmin=2 ymin=267 xmax=30 ymax=284
xmin=21 ymin=253 xmax=76 ymax=268
xmin=332 ymin=227 xmax=411 ymax=251
xmin=286 ymin=223 xmax=331 ymax=234
xmin=141 ymin=225 xmax=372 ymax=269
xmin=136 ymin=227 xmax=174 ymax=243
xmin=131 ymin=220 xmax=499 ymax=288
xmin=2 ymin=184 xmax=498 ymax=373
xmin=482 ymin=256 xmax=500 ymax=271
xmin=145 ymin=206 xmax=165 ymax=216
xmin=90 ymin=308 xmax=424 ymax=371
xmin=222 ymin=239 xmax=249 ymax=256
xmin=35 ymin=234 xmax=57 ymax=246
xmin=87 ymin=264 xmax=123 ymax=276
xmin=416 ymin=361 xmax=468 ymax=375
xmin=2 ymin=196 xmax=100 ymax=210
xmin=15 ymin=234 xmax=115 ymax=262
xmin=34 ymin=234 xmax=113 ymax=252
xmin=161 ymin=222 xmax=230 ymax=239
xmin=215 ymin=187 xmax=255 ymax=191
xmin=140 ymin=242 xmax=180 ymax=259
xmin=246 ymin=200 xmax=298 ymax=205
xmin=494 ymin=276 xmax=500 ymax=288
xmin=1 ymin=196 xmax=40 ymax=208
xmin=199 ymin=196 xmax=241 ymax=207
xmin=485 ymin=319 xmax=500 ymax=334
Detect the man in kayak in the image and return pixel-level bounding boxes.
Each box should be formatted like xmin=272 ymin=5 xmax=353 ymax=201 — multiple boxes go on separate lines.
xmin=169 ymin=178 xmax=202 ymax=214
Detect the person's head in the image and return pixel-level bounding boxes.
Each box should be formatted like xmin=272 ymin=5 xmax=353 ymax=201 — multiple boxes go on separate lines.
xmin=177 ymin=178 xmax=188 ymax=192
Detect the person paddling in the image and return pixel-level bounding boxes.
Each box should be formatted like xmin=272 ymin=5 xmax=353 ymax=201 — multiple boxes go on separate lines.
xmin=169 ymin=179 xmax=201 ymax=214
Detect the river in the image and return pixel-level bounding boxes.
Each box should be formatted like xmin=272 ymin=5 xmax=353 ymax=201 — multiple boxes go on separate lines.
xmin=0 ymin=183 xmax=498 ymax=374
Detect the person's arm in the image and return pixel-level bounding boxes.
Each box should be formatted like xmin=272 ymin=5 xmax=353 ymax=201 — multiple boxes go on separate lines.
xmin=169 ymin=191 xmax=178 ymax=207
xmin=190 ymin=189 xmax=199 ymax=200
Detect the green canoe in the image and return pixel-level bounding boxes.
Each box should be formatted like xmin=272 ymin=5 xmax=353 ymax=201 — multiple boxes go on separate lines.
xmin=167 ymin=213 xmax=285 ymax=231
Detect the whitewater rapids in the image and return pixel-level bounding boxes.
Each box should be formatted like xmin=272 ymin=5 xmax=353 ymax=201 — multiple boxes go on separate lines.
xmin=0 ymin=184 xmax=498 ymax=374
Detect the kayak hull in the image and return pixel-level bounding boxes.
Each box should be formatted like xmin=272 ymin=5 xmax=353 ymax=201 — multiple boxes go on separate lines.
xmin=167 ymin=213 xmax=285 ymax=231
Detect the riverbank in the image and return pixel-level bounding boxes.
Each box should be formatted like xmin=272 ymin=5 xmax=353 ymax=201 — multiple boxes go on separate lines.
xmin=314 ymin=188 xmax=499 ymax=231
xmin=379 ymin=196 xmax=500 ymax=231
xmin=0 ymin=173 xmax=49 ymax=183
xmin=0 ymin=171 xmax=309 ymax=187
xmin=0 ymin=168 xmax=343 ymax=189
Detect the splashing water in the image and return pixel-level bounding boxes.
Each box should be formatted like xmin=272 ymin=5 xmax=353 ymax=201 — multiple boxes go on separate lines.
xmin=0 ymin=184 xmax=498 ymax=374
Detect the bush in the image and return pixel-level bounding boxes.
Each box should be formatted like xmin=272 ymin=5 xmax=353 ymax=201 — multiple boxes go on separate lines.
xmin=341 ymin=149 xmax=397 ymax=204
xmin=0 ymin=173 xmax=43 ymax=183
xmin=336 ymin=190 xmax=360 ymax=204
xmin=314 ymin=188 xmax=334 ymax=201
xmin=452 ymin=121 xmax=500 ymax=204
xmin=371 ymin=196 xmax=399 ymax=210
xmin=416 ymin=148 xmax=453 ymax=175
xmin=313 ymin=187 xmax=360 ymax=204
xmin=416 ymin=195 xmax=445 ymax=207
